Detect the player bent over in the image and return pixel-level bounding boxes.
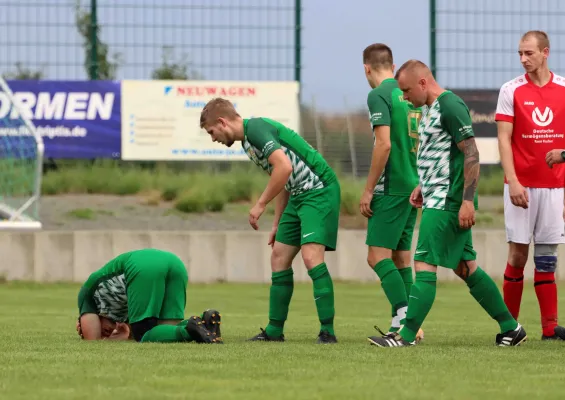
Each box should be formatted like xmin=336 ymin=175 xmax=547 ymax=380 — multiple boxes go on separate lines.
xmin=496 ymin=30 xmax=565 ymax=341
xmin=76 ymin=249 xmax=222 ymax=344
xmin=200 ymin=98 xmax=339 ymax=344
xmin=360 ymin=43 xmax=423 ymax=341
xmin=368 ymin=60 xmax=527 ymax=347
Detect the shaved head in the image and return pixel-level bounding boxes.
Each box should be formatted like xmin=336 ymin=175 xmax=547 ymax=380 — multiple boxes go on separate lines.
xmin=395 ymin=59 xmax=432 ymax=81
xmin=395 ymin=59 xmax=438 ymax=107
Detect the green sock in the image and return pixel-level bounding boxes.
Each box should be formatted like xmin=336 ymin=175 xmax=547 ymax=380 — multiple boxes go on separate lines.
xmin=399 ymin=271 xmax=437 ymax=342
xmin=265 ymin=269 xmax=294 ymax=338
xmin=374 ymin=259 xmax=408 ymax=332
xmin=308 ymin=262 xmax=335 ymax=336
xmin=398 ymin=267 xmax=414 ymax=298
xmin=466 ymin=266 xmax=518 ymax=333
xmin=140 ymin=321 xmax=193 ymax=343
xmin=394 ymin=267 xmax=414 ymax=332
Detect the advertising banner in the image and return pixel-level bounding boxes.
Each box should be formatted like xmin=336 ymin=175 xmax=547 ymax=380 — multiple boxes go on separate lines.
xmin=0 ymin=80 xmax=121 ymax=159
xmin=120 ymin=80 xmax=300 ymax=161
xmin=451 ymin=89 xmax=499 ymax=164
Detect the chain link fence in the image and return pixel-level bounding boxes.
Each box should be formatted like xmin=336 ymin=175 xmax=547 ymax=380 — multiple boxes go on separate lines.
xmin=431 ymin=0 xmax=565 ymax=88
xmin=0 ymin=0 xmax=300 ymax=82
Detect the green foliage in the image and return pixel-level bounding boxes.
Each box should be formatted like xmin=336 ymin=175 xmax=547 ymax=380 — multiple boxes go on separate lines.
xmin=3 ymin=62 xmax=44 ymax=80
xmin=41 ymin=162 xmax=506 ymax=217
xmin=151 ymin=46 xmax=201 ymax=80
xmin=75 ymin=0 xmax=122 ymax=79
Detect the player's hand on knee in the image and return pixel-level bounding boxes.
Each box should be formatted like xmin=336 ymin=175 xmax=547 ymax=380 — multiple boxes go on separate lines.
xmin=359 ymin=190 xmax=373 ymax=217
xmin=409 ymin=185 xmax=423 ymax=208
xmin=508 ymin=181 xmax=528 ymax=209
xmin=459 ymin=201 xmax=475 ymax=229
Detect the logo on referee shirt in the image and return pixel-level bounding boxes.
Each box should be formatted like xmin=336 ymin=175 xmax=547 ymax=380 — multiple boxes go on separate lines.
xmin=532 ymin=106 xmax=553 ymax=127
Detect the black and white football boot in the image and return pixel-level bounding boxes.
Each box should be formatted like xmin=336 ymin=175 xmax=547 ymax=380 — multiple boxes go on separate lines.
xmin=368 ymin=329 xmax=416 ymax=347
xmin=495 ymin=323 xmax=527 ymax=346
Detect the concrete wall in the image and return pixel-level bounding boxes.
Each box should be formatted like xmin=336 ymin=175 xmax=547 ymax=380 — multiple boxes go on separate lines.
xmin=0 ymin=229 xmax=563 ymax=283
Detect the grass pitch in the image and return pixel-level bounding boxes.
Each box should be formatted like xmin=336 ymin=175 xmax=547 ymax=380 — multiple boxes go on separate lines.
xmin=1 ymin=281 xmax=565 ymax=399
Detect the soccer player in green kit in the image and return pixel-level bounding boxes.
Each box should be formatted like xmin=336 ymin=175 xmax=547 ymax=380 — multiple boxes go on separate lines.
xmin=369 ymin=60 xmax=527 ymax=347
xmin=76 ymin=248 xmax=223 ymax=344
xmin=200 ymin=98 xmax=339 ymax=344
xmin=359 ymin=43 xmax=424 ymax=344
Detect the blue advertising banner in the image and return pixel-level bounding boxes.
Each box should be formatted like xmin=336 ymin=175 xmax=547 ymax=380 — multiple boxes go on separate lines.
xmin=0 ymin=81 xmax=121 ymax=158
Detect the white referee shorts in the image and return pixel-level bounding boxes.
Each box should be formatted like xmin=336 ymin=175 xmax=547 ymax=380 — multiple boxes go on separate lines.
xmin=503 ymin=184 xmax=565 ymax=244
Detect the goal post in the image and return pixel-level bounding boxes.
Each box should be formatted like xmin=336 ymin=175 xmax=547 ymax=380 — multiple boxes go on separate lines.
xmin=0 ymin=76 xmax=44 ymax=230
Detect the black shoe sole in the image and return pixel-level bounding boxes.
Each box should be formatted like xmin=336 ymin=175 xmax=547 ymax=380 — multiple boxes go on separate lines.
xmin=202 ymin=309 xmax=222 ymax=340
xmin=186 ymin=316 xmax=220 ymax=344
xmin=317 ymin=335 xmax=338 ymax=344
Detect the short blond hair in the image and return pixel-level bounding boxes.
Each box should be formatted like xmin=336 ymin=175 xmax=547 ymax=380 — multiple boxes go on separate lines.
xmin=200 ymin=98 xmax=240 ymax=128
xmin=521 ymin=30 xmax=550 ymax=51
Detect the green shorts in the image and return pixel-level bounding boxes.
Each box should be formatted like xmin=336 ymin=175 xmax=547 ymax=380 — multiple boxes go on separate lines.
xmin=366 ymin=195 xmax=417 ymax=251
xmin=275 ymin=181 xmax=341 ymax=251
xmin=125 ymin=249 xmax=188 ymax=324
xmin=414 ymin=208 xmax=477 ymax=270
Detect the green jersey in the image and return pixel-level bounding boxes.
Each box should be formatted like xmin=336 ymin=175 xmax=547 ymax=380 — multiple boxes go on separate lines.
xmin=242 ymin=117 xmax=336 ymax=196
xmin=77 ymin=249 xmax=179 ymax=322
xmin=367 ymin=78 xmax=420 ymax=196
xmin=417 ymin=90 xmax=478 ymax=211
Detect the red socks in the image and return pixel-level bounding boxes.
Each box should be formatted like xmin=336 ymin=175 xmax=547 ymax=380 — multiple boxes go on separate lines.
xmin=534 ymin=270 xmax=558 ymax=337
xmin=503 ymin=263 xmax=524 ymax=320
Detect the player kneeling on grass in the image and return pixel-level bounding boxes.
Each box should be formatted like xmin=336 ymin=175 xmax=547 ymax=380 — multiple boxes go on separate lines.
xmin=76 ymin=248 xmax=222 ymax=344
xmin=200 ymin=98 xmax=340 ymax=344
xmin=368 ymin=60 xmax=527 ymax=348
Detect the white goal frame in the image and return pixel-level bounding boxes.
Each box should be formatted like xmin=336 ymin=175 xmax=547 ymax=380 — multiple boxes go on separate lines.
xmin=0 ymin=76 xmax=44 ymax=230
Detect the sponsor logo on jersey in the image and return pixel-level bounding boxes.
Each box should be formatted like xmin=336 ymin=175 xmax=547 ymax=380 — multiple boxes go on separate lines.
xmin=532 ymin=106 xmax=553 ymax=127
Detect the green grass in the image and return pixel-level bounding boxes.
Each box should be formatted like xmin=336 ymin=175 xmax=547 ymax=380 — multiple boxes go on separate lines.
xmin=40 ymin=161 xmax=508 ymax=218
xmin=1 ymin=281 xmax=564 ymax=399
xmin=65 ymin=208 xmax=115 ymax=220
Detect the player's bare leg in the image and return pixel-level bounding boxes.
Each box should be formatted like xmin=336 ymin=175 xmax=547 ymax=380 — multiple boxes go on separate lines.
xmin=503 ymin=242 xmax=529 ymax=320
xmin=302 ymin=242 xmax=337 ymax=344
xmin=248 ymin=241 xmax=299 ymax=342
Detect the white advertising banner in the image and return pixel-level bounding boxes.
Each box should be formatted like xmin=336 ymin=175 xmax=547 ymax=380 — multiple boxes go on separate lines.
xmin=121 ymin=80 xmax=300 ymax=161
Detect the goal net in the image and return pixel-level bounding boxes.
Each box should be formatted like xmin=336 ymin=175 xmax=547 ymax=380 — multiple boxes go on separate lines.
xmin=0 ymin=76 xmax=43 ymax=230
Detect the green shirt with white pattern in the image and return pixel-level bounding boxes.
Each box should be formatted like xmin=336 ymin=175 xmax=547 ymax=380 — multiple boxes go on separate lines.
xmin=242 ymin=118 xmax=336 ymax=196
xmin=417 ymin=90 xmax=479 ymax=212
xmin=78 ymin=251 xmax=133 ymax=322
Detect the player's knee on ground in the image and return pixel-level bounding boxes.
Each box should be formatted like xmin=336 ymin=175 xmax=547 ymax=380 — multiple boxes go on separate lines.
xmin=130 ymin=317 xmax=159 ymax=342
xmin=534 ymin=244 xmax=558 ymax=273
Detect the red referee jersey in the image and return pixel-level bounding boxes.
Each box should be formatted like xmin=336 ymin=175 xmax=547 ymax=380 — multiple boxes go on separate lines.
xmin=495 ymin=72 xmax=565 ymax=188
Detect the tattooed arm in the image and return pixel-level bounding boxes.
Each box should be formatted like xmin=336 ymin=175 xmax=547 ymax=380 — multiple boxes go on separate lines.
xmin=456 ymin=137 xmax=480 ymax=229
xmin=457 ymin=137 xmax=480 ymax=202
